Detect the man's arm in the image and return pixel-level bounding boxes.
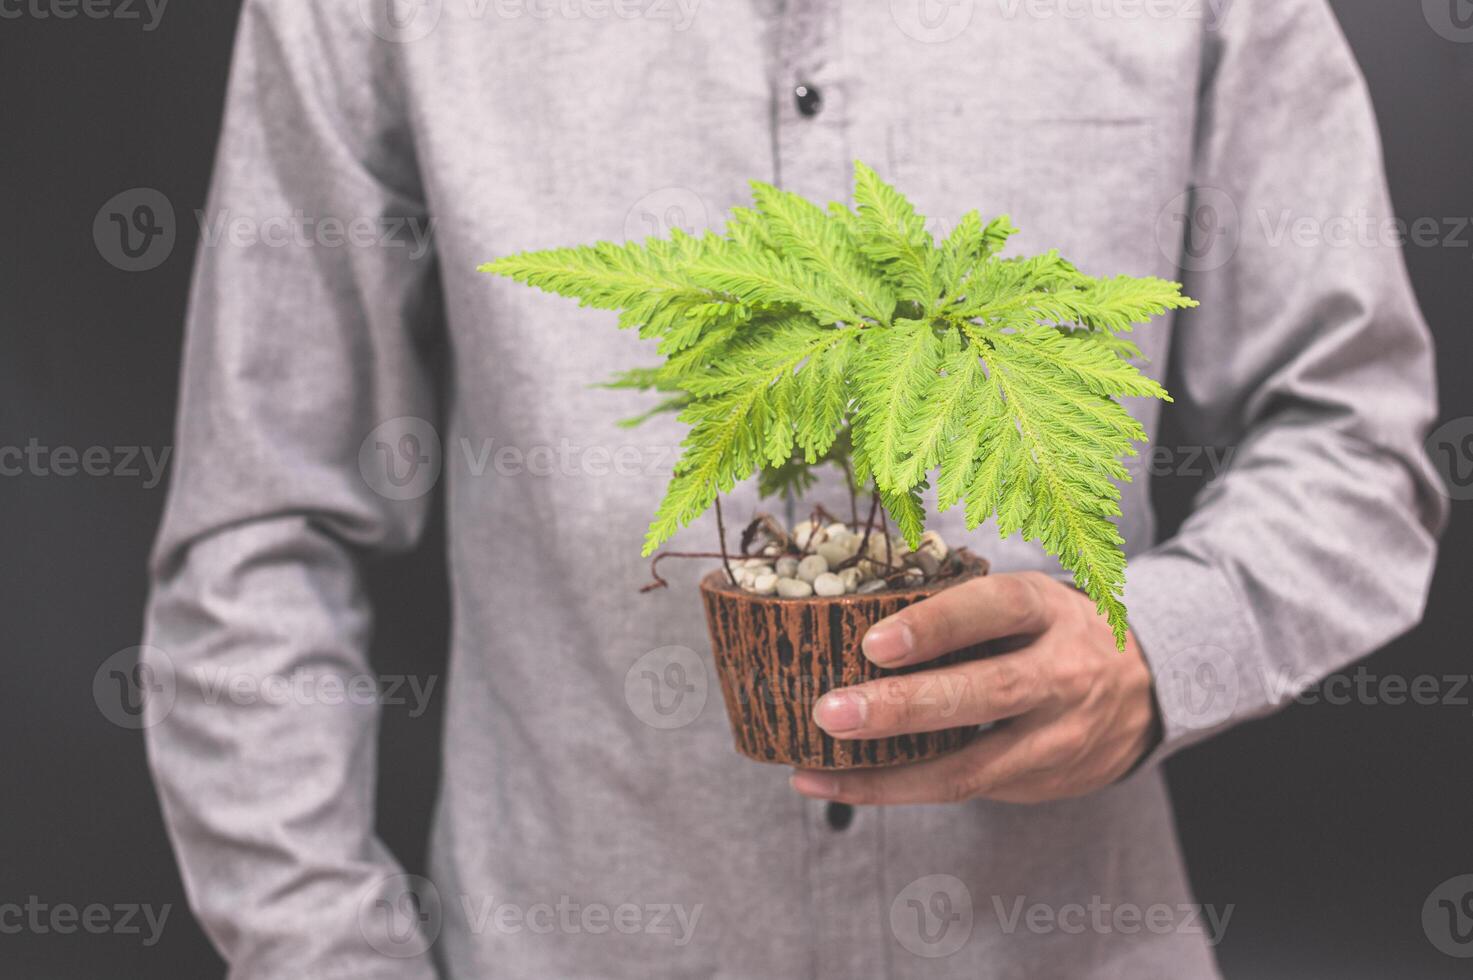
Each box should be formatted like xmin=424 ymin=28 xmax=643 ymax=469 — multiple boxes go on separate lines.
xmin=791 ymin=0 xmax=1446 ymax=804
xmin=142 ymin=1 xmax=442 ymax=975
xmin=1119 ymin=0 xmax=1446 ymax=760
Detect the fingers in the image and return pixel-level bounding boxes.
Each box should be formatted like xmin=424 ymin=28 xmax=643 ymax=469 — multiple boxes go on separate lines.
xmin=812 ymin=649 xmax=1046 ymax=738
xmin=861 ymin=572 xmax=1054 ymax=668
xmin=790 ymin=725 xmax=1037 ymax=806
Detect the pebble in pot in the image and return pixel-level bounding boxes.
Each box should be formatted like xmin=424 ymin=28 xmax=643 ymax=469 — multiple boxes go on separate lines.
xmin=796 ymin=554 xmax=829 ymax=584
xmin=816 ymin=533 xmax=859 ymax=569
xmin=792 ymin=519 xmax=827 ymax=551
xmin=917 ymin=530 xmax=949 ymax=562
xmin=813 ymin=572 xmax=845 ymax=597
xmin=776 ymin=577 xmax=813 ymax=598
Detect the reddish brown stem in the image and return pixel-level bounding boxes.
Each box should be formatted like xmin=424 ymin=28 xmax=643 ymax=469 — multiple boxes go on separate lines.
xmin=878 ymin=500 xmax=893 ymax=568
xmin=841 ymin=458 xmax=859 ymax=528
xmin=640 ymin=551 xmax=742 ymax=593
xmin=855 ymin=492 xmax=880 ymax=559
xmin=714 ymin=497 xmax=736 ymax=586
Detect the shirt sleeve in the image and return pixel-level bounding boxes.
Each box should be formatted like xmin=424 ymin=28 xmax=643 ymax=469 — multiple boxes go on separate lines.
xmin=141 ymin=1 xmax=443 ymax=976
xmin=1124 ymin=0 xmax=1447 ymax=763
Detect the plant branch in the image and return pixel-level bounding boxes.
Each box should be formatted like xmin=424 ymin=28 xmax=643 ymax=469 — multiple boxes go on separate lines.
xmin=713 ymin=496 xmax=736 ymax=585
xmin=641 ymin=550 xmax=745 ymax=592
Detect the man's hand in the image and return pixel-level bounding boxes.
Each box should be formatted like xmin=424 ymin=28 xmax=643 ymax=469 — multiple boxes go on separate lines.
xmin=789 ymin=572 xmax=1160 ymax=805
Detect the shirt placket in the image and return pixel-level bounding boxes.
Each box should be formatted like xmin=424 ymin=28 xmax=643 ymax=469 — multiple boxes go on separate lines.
xmin=771 ymin=9 xmax=886 ymax=976
xmin=772 ymin=0 xmax=851 ymax=203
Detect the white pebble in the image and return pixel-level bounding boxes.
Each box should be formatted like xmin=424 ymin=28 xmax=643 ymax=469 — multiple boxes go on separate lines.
xmin=838 ymin=567 xmax=863 ymax=592
xmin=775 ymin=556 xmax=799 ymax=578
xmin=792 ymin=519 xmax=827 ymax=550
xmin=866 ymin=533 xmax=906 ymax=563
xmin=796 ymin=554 xmax=829 ymax=584
xmin=857 ymin=579 xmax=888 ymax=595
xmin=918 ymin=530 xmax=949 ymax=561
xmin=816 ymin=540 xmax=855 ymax=568
xmin=776 ymin=577 xmax=813 ymax=598
xmin=824 ymin=522 xmax=852 ymax=538
xmin=813 ymin=572 xmax=845 ymax=597
xmin=752 ymin=573 xmax=778 ymax=595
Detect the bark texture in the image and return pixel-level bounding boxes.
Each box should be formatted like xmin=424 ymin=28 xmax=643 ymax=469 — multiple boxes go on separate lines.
xmin=700 ymin=551 xmax=990 ymax=769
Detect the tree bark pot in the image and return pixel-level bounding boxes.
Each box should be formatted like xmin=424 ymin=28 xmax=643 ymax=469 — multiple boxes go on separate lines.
xmin=699 ymin=549 xmax=990 ymax=769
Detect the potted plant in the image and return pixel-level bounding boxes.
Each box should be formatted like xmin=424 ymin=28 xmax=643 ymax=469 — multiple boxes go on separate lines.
xmin=482 ymin=162 xmax=1194 ymax=769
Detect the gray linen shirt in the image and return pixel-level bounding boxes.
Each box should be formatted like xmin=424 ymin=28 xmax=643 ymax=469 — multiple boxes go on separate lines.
xmin=142 ymin=1 xmax=1446 ymax=977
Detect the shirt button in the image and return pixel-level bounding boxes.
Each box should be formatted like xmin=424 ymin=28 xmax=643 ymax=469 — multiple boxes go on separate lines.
xmin=825 ymin=802 xmax=854 ymax=830
xmin=794 ymin=82 xmax=823 ymax=118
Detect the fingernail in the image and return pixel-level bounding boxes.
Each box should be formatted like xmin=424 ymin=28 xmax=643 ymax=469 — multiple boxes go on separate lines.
xmin=789 ymin=771 xmax=839 ymax=799
xmin=862 ymin=619 xmax=914 ymax=665
xmin=814 ymin=690 xmax=866 ymax=734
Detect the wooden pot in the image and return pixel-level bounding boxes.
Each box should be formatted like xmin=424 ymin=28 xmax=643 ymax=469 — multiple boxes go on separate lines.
xmin=699 ymin=550 xmax=990 ymax=769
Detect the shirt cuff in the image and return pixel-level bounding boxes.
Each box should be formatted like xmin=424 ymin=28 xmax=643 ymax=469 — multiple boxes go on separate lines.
xmin=1123 ymin=544 xmax=1268 ymax=769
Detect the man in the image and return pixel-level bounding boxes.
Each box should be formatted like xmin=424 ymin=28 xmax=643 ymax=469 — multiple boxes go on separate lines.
xmin=143 ymin=1 xmax=1444 ymax=976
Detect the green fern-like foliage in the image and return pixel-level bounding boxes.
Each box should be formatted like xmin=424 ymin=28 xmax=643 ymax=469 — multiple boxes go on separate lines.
xmin=480 ymin=161 xmax=1196 ymax=648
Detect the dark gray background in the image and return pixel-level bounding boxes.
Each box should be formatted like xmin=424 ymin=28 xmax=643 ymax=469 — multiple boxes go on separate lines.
xmin=1 ymin=2 xmax=1469 ymax=976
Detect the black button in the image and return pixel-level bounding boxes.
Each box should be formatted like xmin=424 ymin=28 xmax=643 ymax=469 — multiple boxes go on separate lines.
xmin=825 ymin=802 xmax=854 ymax=830
xmin=794 ymin=83 xmax=823 ymax=118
